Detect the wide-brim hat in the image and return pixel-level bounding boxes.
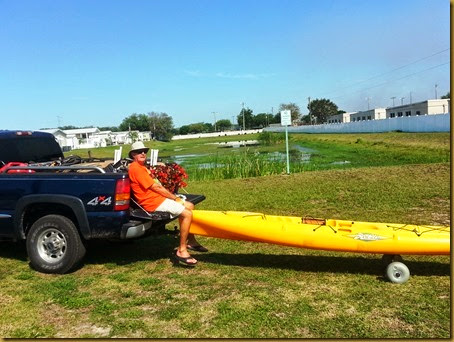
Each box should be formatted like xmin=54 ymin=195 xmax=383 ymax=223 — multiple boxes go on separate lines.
xmin=128 ymin=141 xmax=150 ymax=158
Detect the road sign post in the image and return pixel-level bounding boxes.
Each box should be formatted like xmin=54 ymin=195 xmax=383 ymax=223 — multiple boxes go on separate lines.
xmin=280 ymin=110 xmax=291 ymax=174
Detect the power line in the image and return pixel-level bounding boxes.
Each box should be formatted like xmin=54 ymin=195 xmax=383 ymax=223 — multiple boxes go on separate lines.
xmin=322 ymin=48 xmax=450 ymax=97
xmin=330 ymin=61 xmax=449 ymax=101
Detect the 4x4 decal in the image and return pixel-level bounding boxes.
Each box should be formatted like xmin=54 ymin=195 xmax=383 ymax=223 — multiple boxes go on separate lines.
xmin=87 ymin=196 xmax=112 ymax=206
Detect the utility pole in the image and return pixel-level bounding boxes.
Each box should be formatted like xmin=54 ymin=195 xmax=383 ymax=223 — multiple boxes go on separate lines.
xmin=212 ymin=112 xmax=217 ymax=131
xmin=400 ymin=97 xmax=405 ymax=105
xmin=391 ymin=96 xmax=396 ymax=107
xmin=57 ymin=115 xmax=62 ymax=127
xmin=241 ymin=102 xmax=245 ymax=131
xmin=366 ymin=97 xmax=371 ymax=110
xmin=435 ymin=84 xmax=438 ymax=99
xmin=232 ymin=116 xmax=235 ymax=129
xmin=270 ymin=106 xmax=274 ymax=127
xmin=409 ymin=91 xmax=412 ymax=104
xmin=308 ymin=97 xmax=312 ymax=124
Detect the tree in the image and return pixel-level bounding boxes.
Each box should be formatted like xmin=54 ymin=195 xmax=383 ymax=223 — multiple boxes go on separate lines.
xmin=99 ymin=126 xmax=120 ymax=132
xmin=58 ymin=125 xmax=80 ymax=130
xmin=272 ymin=112 xmax=281 ymax=124
xmin=237 ymin=108 xmax=254 ymax=129
xmin=308 ymin=98 xmax=339 ymax=124
xmin=216 ymin=119 xmax=232 ymax=131
xmin=278 ymin=103 xmax=301 ymax=122
xmin=441 ymin=92 xmax=450 ymax=99
xmin=178 ymin=125 xmax=191 ymax=135
xmin=119 ymin=114 xmax=150 ymax=131
xmin=187 ymin=123 xmax=205 ymax=134
xmin=148 ymin=112 xmax=174 ymax=141
xmin=177 ymin=122 xmax=215 ymax=134
xmin=203 ymin=123 xmax=214 ymax=132
xmin=128 ymin=131 xmax=139 ymax=143
xmin=253 ymin=113 xmax=273 ymax=128
xmin=300 ymin=114 xmax=311 ymax=125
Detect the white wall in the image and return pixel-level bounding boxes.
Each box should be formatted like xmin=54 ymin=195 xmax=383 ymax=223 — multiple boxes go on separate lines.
xmin=264 ymin=113 xmax=450 ymax=134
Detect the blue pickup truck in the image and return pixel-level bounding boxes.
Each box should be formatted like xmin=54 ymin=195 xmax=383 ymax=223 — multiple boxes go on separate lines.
xmin=0 ymin=130 xmax=204 ymax=274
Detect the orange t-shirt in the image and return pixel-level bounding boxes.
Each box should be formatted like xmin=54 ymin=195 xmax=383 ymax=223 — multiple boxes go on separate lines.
xmin=128 ymin=161 xmax=166 ymax=211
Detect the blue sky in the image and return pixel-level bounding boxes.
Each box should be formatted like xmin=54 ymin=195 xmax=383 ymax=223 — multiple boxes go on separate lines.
xmin=0 ymin=0 xmax=450 ymax=130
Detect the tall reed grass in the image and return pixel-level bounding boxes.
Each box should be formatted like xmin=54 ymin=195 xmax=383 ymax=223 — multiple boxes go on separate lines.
xmin=186 ymin=150 xmax=322 ymax=181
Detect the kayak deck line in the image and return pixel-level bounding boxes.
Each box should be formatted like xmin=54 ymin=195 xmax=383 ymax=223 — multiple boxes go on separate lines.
xmin=203 ymin=210 xmax=449 ymax=238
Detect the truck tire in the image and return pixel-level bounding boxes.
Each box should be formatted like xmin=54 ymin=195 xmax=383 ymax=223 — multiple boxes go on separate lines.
xmin=26 ymin=214 xmax=86 ymax=274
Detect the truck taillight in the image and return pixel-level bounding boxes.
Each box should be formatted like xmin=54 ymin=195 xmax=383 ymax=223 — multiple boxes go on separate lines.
xmin=114 ymin=178 xmax=130 ymax=211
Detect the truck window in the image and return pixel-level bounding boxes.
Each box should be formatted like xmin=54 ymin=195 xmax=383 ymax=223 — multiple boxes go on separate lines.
xmin=0 ymin=136 xmax=64 ymax=163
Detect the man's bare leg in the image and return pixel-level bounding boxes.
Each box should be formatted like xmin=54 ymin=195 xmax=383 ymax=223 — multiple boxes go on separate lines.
xmin=182 ymin=201 xmax=205 ymax=248
xmin=176 ymin=208 xmax=197 ymax=264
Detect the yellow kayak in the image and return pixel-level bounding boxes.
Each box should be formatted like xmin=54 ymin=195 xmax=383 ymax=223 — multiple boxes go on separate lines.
xmin=190 ymin=210 xmax=450 ymax=255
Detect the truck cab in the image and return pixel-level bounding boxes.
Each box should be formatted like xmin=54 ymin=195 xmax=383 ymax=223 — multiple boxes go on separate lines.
xmin=0 ymin=130 xmax=64 ymax=164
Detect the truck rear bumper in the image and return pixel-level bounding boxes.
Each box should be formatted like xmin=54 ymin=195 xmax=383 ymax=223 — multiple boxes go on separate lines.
xmin=121 ymin=220 xmax=153 ymax=239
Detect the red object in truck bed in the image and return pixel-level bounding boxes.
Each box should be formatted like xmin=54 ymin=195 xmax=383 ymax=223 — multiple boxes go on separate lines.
xmin=0 ymin=162 xmax=35 ymax=173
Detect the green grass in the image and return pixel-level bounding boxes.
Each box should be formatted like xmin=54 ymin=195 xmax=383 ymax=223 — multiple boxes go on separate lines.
xmin=67 ymin=131 xmax=449 ymax=160
xmin=189 ymin=163 xmax=450 ymax=224
xmin=1 ymin=132 xmax=450 ymax=338
xmin=67 ymin=132 xmax=450 ymax=181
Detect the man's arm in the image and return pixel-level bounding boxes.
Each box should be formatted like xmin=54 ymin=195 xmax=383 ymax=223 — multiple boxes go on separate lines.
xmin=150 ymin=182 xmax=181 ymax=202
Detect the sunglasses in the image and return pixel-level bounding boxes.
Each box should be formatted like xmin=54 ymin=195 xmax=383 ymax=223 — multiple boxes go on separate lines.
xmin=133 ymin=149 xmax=148 ymax=155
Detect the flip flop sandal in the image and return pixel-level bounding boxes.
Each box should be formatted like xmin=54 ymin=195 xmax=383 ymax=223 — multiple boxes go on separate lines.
xmin=173 ymin=251 xmax=197 ymax=267
xmin=187 ymin=245 xmax=209 ymax=252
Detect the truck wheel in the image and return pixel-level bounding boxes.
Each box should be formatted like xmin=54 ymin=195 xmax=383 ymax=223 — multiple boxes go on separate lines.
xmin=26 ymin=215 xmax=86 ymax=274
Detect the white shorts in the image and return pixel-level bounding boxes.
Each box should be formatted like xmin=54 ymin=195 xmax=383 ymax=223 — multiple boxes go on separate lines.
xmin=155 ymin=198 xmax=185 ymax=219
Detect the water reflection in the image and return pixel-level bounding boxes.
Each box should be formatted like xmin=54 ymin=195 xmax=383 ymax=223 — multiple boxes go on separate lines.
xmin=267 ymin=150 xmax=311 ymax=163
xmin=331 ymin=160 xmax=351 ymax=165
xmin=164 ymin=140 xmax=351 ymax=169
xmin=205 ymin=140 xmax=260 ymax=148
xmin=165 ymin=143 xmax=331 ymax=169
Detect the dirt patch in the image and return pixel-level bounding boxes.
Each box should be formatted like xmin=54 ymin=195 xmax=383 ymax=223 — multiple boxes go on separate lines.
xmin=407 ymin=198 xmax=450 ymax=226
xmin=367 ymin=308 xmax=415 ymax=334
xmin=38 ymin=303 xmax=111 ymax=338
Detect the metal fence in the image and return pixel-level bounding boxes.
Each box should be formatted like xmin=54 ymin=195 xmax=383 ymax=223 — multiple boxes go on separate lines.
xmin=264 ymin=113 xmax=450 ymax=134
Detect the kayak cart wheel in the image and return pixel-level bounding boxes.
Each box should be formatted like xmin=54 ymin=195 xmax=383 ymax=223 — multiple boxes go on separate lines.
xmin=386 ymin=261 xmax=410 ymax=284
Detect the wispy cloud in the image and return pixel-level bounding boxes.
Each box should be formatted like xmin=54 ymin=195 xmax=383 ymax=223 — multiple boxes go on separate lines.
xmin=184 ymin=69 xmax=275 ymax=79
xmin=184 ymin=70 xmax=202 ymax=77
xmin=215 ymin=72 xmax=276 ymax=79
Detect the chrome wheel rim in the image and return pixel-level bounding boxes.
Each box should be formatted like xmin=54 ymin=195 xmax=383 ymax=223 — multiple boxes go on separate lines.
xmin=37 ymin=228 xmax=67 ymax=263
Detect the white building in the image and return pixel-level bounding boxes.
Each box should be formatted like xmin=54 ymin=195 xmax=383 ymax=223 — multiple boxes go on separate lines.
xmin=60 ymin=128 xmax=100 ymax=149
xmin=386 ymin=99 xmax=450 ymax=118
xmin=63 ymin=127 xmax=100 ymax=140
xmin=39 ymin=127 xmax=153 ymax=150
xmin=138 ymin=131 xmax=152 ymax=141
xmin=110 ymin=131 xmax=133 ymax=145
xmin=39 ymin=128 xmax=66 ymax=146
xmin=327 ymin=112 xmax=356 ymax=124
xmin=350 ymin=108 xmax=386 ymax=122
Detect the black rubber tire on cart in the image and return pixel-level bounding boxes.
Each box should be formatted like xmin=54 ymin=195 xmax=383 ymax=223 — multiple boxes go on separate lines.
xmin=381 ymin=254 xmax=403 ymax=266
xmin=26 ymin=214 xmax=86 ymax=274
xmin=386 ymin=261 xmax=410 ymax=284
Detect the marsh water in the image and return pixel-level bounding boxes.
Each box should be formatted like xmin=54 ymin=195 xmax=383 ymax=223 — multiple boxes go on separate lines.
xmin=167 ymin=140 xmax=334 ymax=169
